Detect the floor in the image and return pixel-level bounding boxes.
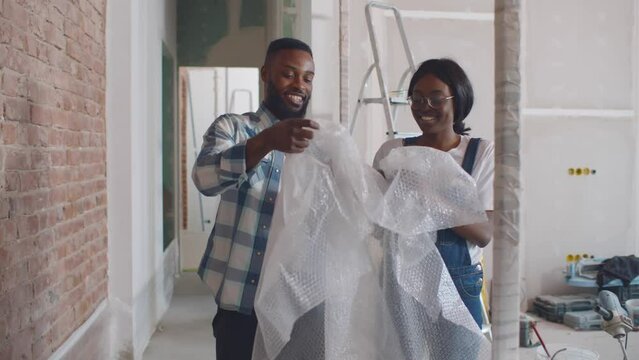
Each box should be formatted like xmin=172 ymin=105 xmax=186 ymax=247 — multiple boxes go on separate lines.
xmin=518 ymin=314 xmax=638 ymax=360
xmin=142 ymin=272 xmax=216 ymax=360
xmin=144 ymin=273 xmax=639 ymax=360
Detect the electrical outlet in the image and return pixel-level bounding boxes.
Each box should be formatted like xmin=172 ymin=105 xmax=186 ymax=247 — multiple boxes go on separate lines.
xmin=568 ymin=167 xmax=597 ymax=176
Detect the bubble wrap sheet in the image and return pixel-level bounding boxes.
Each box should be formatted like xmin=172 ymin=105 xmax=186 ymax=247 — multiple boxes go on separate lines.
xmin=252 ymin=120 xmax=491 ymax=360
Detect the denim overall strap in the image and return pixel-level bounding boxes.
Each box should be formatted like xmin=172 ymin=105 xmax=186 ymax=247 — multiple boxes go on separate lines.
xmin=461 ymin=137 xmax=481 ymax=176
xmin=402 ymin=136 xmax=418 ymax=146
xmin=435 ymin=137 xmax=484 ymax=328
xmin=436 ymin=137 xmax=481 ymax=269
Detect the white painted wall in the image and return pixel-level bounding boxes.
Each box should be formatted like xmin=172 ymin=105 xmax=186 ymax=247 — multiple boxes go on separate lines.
xmin=131 ymin=0 xmax=178 ymax=356
xmin=308 ymin=1 xmax=340 ymax=123
xmin=521 ymin=0 xmax=638 ymax=306
xmin=104 ymin=0 xmax=136 ymax=355
xmin=104 ymin=0 xmax=179 ymax=358
xmin=522 ymin=116 xmax=635 ymax=298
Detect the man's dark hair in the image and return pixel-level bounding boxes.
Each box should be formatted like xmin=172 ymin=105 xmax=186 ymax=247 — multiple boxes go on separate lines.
xmin=264 ymin=37 xmax=313 ymax=65
xmin=408 ymin=58 xmax=474 ymax=135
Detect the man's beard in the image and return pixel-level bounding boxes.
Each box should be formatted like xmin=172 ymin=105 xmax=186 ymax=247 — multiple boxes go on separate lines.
xmin=264 ymin=80 xmax=310 ymax=120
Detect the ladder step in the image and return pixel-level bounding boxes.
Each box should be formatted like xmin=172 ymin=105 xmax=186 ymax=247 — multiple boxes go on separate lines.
xmin=390 ymin=97 xmax=409 ymax=105
xmin=359 ymin=97 xmax=409 ymax=105
xmin=360 ymin=97 xmax=384 ymax=104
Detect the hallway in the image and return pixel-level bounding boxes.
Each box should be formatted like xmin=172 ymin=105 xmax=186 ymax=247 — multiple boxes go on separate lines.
xmin=2 ymin=0 xmax=639 ymax=358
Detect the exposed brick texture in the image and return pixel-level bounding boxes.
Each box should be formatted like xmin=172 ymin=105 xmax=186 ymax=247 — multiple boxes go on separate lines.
xmin=0 ymin=0 xmax=107 ymax=359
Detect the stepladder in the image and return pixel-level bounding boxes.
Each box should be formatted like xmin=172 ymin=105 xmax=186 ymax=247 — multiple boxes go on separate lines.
xmin=350 ymin=1 xmax=417 ymax=140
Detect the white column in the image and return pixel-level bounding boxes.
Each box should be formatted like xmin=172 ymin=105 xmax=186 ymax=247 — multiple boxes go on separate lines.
xmin=493 ymin=0 xmax=522 ymax=359
xmin=339 ymin=0 xmax=350 ymax=125
xmin=634 ymin=1 xmax=639 ymax=256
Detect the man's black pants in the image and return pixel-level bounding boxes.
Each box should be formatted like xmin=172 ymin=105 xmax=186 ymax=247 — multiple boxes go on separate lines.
xmin=212 ymin=308 xmax=258 ymax=360
xmin=213 ymin=304 xmax=325 ymax=360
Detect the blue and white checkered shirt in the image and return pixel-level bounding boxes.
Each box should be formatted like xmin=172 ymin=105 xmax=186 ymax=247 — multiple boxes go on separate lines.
xmin=192 ymin=104 xmax=283 ymax=314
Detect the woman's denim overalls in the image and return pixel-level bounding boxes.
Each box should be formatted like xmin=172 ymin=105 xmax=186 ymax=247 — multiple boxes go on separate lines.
xmin=404 ymin=137 xmax=484 ymax=328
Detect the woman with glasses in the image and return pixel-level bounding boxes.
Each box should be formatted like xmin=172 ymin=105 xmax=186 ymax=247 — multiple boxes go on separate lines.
xmin=373 ymin=58 xmax=494 ymax=329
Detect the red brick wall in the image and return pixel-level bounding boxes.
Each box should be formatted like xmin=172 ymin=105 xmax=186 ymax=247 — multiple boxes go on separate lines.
xmin=0 ymin=0 xmax=108 ymax=359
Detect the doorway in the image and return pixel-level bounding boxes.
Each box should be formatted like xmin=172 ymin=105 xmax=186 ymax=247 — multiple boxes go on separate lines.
xmin=178 ymin=67 xmax=260 ymax=271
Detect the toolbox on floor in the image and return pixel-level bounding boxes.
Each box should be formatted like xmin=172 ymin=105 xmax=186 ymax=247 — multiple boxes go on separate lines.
xmin=533 ymin=294 xmax=598 ymax=323
xmin=562 ymin=310 xmax=603 ymax=330
xmin=605 ymin=284 xmax=639 ymax=304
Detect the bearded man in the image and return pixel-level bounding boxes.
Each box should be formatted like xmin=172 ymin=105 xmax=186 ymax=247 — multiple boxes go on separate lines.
xmin=192 ymin=37 xmax=318 ymax=360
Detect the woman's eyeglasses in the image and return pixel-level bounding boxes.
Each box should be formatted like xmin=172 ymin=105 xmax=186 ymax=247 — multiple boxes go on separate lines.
xmin=407 ymin=95 xmax=454 ymax=109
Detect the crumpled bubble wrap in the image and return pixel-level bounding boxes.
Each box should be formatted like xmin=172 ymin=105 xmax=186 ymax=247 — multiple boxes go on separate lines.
xmin=252 ymin=120 xmax=490 ymax=360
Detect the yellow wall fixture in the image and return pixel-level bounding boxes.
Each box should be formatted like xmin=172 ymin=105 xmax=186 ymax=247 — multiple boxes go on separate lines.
xmin=568 ymin=167 xmax=597 ymax=176
xmin=565 ymin=253 xmax=595 ymax=263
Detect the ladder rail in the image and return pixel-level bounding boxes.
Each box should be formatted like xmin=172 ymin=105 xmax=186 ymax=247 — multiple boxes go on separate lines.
xmin=351 ymin=2 xmax=418 ymax=139
xmin=364 ymin=3 xmax=394 ymax=139
xmin=390 ymin=67 xmax=415 ymax=133
xmin=350 ymin=64 xmax=376 ymax=134
xmin=365 ymin=2 xmax=417 ymax=71
xmin=228 ymin=89 xmax=254 ymax=113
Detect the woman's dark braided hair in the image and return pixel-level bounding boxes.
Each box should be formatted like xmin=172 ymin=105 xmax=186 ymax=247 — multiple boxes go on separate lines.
xmin=407 ymin=58 xmax=474 ymax=135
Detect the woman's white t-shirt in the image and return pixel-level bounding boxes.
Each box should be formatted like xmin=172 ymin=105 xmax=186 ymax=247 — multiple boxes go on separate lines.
xmin=372 ymin=135 xmax=494 ymax=264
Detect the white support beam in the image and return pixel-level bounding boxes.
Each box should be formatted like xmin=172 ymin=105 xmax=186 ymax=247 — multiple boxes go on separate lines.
xmin=493 ymin=0 xmax=522 ymax=359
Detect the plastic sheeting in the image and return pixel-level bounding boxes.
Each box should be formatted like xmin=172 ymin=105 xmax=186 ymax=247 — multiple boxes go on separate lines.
xmin=252 ymin=120 xmax=491 ymax=360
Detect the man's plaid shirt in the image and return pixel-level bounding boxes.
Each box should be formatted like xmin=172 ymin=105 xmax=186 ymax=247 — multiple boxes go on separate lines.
xmin=192 ymin=104 xmax=283 ymax=314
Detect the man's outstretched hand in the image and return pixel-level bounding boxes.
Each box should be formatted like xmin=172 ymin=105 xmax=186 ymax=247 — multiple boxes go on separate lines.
xmin=246 ymin=119 xmax=320 ymax=169
xmin=264 ymin=119 xmax=320 ymax=153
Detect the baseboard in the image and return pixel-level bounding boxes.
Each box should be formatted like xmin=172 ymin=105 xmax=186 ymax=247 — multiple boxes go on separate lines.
xmin=47 ymin=297 xmax=136 ymax=359
xmin=49 ymin=300 xmax=108 ymax=360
